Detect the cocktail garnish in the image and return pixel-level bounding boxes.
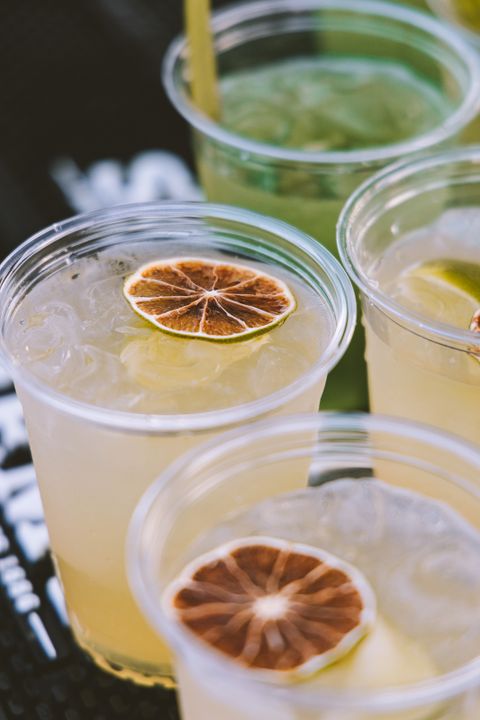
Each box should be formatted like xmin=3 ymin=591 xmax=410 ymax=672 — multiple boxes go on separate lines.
xmin=123 ymin=258 xmax=296 ymax=342
xmin=164 ymin=537 xmax=376 ymax=681
xmin=401 ymin=259 xmax=480 ymax=328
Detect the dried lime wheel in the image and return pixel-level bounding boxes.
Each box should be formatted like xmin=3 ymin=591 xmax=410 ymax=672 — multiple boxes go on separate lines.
xmin=164 ymin=536 xmax=376 ymax=681
xmin=124 ymin=257 xmax=296 ymax=342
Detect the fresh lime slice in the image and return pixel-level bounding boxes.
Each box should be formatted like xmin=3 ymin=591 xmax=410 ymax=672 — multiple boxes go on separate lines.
xmin=123 ymin=257 xmax=296 ymax=342
xmin=400 ymin=259 xmax=480 ymax=332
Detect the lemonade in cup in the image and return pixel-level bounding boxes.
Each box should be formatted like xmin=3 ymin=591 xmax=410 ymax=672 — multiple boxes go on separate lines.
xmin=0 ymin=202 xmax=354 ymax=686
xmin=163 ymin=0 xmax=480 ymax=410
xmin=338 ymin=146 xmax=480 ymax=449
xmin=128 ymin=412 xmax=480 ymax=720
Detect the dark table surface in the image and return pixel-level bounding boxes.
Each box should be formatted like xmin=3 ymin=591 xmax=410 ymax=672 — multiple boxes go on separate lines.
xmin=0 ymin=0 xmax=233 ymax=258
xmin=0 ymin=2 xmax=233 ymax=718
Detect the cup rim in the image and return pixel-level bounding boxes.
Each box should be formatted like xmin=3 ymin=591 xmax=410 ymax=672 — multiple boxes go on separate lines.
xmin=127 ymin=411 xmax=480 ymax=711
xmin=337 ymin=145 xmax=480 ymax=351
xmin=163 ymin=0 xmax=480 ymax=168
xmin=0 ymin=201 xmax=355 ymax=434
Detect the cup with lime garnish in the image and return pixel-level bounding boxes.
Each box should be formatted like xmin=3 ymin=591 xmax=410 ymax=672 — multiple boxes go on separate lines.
xmin=165 ymin=0 xmax=480 ymax=411
xmin=128 ymin=412 xmax=480 ymax=719
xmin=338 ymin=146 xmax=480 ymax=449
xmin=0 ymin=202 xmax=354 ymax=686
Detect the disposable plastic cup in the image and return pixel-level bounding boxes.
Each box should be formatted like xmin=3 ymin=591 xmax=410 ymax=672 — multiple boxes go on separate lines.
xmin=128 ymin=412 xmax=480 ymax=719
xmin=338 ymin=147 xmax=480 ymax=450
xmin=0 ymin=202 xmax=354 ymax=686
xmin=163 ymin=0 xmax=480 ymax=410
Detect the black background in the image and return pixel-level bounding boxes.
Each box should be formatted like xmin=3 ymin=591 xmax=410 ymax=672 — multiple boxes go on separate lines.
xmin=0 ymin=0 xmax=231 ymax=257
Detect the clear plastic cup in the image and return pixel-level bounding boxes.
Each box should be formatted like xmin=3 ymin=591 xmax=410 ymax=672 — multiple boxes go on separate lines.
xmin=128 ymin=412 xmax=480 ymax=720
xmin=163 ymin=0 xmax=480 ymax=411
xmin=0 ymin=202 xmax=354 ymax=686
xmin=338 ymin=146 xmax=480 ymax=450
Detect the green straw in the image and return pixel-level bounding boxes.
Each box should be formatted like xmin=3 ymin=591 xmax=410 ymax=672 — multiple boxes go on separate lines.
xmin=184 ymin=0 xmax=221 ymax=120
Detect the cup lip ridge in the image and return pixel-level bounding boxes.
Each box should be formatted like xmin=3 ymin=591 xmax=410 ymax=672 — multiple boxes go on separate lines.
xmin=127 ymin=410 xmax=480 ymax=712
xmin=163 ymin=0 xmax=480 ymax=168
xmin=337 ymin=144 xmax=480 ymax=350
xmin=0 ymin=201 xmax=355 ymax=434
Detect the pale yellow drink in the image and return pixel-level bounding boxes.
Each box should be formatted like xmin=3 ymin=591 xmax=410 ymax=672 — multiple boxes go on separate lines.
xmin=0 ymin=203 xmax=354 ymax=685
xmin=128 ymin=414 xmax=480 ymax=720
xmin=338 ymin=148 xmax=480 ymax=451
xmin=365 ymin=209 xmax=480 ymax=446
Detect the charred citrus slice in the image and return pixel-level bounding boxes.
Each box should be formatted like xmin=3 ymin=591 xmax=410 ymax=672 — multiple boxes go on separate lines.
xmin=123 ymin=257 xmax=296 ymax=342
xmin=164 ymin=537 xmax=376 ymax=681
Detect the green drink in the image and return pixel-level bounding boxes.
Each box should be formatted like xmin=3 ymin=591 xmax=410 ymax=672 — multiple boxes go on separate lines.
xmin=164 ymin=0 xmax=480 ymax=410
xmin=202 ymin=57 xmax=452 ymax=243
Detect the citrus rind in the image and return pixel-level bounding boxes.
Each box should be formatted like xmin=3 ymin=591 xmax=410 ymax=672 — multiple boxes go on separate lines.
xmin=397 ymin=258 xmax=480 ymax=337
xmin=123 ymin=257 xmax=296 ymax=343
xmin=411 ymin=259 xmax=480 ymax=307
xmin=163 ymin=536 xmax=377 ymax=683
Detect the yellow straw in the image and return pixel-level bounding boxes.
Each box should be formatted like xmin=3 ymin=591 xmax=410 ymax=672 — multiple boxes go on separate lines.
xmin=184 ymin=0 xmax=221 ymax=121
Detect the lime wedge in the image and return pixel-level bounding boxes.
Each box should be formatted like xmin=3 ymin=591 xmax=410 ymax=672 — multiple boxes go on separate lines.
xmin=414 ymin=260 xmax=480 ymax=303
xmin=401 ymin=259 xmax=480 ymax=332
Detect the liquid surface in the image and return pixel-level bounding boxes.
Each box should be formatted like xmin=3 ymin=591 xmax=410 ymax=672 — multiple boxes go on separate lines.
xmin=9 ymin=244 xmax=333 ymax=414
xmin=220 ymin=58 xmax=452 ymax=151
